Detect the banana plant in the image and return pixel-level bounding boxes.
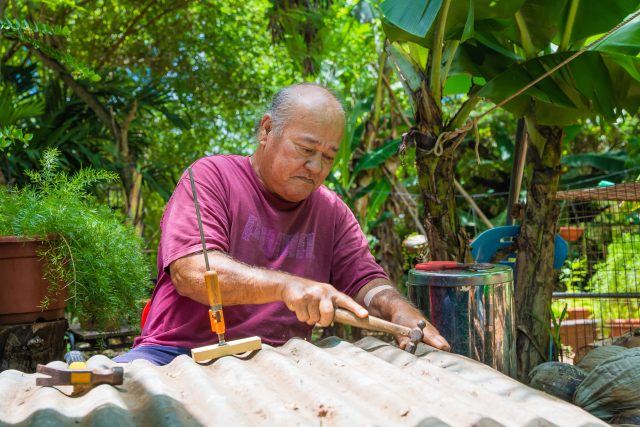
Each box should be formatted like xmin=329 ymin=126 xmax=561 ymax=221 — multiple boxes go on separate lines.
xmin=380 ymin=0 xmax=640 ymax=378
xmin=453 ymin=1 xmax=640 ymax=379
xmin=378 ymin=0 xmax=524 ymax=263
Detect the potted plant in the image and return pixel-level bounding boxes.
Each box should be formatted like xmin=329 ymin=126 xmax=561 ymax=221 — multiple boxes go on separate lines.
xmin=0 ymin=148 xmax=151 ymax=330
xmin=559 ymin=226 xmax=584 ymax=242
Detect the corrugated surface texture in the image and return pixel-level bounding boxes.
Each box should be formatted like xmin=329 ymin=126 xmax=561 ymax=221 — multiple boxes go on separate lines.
xmin=0 ymin=337 xmax=605 ymax=426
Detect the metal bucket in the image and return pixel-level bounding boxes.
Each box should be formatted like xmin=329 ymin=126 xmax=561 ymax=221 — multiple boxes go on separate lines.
xmin=407 ymin=264 xmax=516 ymax=377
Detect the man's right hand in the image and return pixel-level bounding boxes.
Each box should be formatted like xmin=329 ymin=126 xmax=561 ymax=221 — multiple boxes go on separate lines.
xmin=280 ymin=279 xmax=368 ymax=327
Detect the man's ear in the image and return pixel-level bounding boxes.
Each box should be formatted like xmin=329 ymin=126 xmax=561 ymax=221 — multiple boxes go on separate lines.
xmin=258 ymin=114 xmax=272 ymax=145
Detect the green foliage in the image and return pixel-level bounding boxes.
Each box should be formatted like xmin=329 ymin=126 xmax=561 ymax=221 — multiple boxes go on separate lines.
xmin=559 ymin=255 xmax=589 ymax=292
xmin=0 ymin=148 xmax=151 ymax=329
xmin=327 ymin=99 xmax=399 ymax=240
xmin=590 ymin=232 xmax=640 ymax=320
xmin=551 ymin=303 xmax=569 ymax=361
xmin=532 ymin=302 xmax=568 ymax=361
xmin=1 ymin=18 xmax=99 ymax=81
xmin=0 ymin=125 xmax=32 ymax=151
xmin=0 ymin=84 xmax=42 ymax=152
xmin=451 ymin=2 xmax=640 ymax=126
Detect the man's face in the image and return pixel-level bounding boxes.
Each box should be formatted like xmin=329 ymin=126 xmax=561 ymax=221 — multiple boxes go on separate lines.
xmin=255 ymin=103 xmax=344 ymax=203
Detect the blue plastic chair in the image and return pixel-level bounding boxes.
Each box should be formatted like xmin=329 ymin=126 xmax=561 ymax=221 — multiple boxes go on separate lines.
xmin=470 ymin=225 xmax=568 ymax=274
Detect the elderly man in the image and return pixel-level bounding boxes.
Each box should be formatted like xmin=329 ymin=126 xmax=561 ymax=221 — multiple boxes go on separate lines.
xmin=115 ymin=83 xmax=449 ymax=365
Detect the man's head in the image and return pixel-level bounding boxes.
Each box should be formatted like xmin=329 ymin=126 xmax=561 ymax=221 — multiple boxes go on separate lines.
xmin=252 ymin=83 xmax=345 ymax=203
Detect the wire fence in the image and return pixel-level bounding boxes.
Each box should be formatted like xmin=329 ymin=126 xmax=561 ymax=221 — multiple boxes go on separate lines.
xmin=554 ymin=182 xmax=640 ymax=362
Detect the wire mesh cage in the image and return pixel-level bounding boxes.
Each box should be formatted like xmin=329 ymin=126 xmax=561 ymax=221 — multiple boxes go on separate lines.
xmin=554 ymin=182 xmax=640 ymax=361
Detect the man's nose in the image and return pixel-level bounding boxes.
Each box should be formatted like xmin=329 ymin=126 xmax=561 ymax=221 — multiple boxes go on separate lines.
xmin=305 ymin=153 xmax=323 ymax=174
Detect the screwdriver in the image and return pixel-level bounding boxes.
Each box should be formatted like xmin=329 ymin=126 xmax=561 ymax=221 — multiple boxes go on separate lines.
xmin=188 ymin=167 xmax=226 ymax=346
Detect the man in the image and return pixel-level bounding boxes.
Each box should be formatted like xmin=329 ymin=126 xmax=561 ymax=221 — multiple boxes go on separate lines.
xmin=115 ymin=83 xmax=449 ymax=365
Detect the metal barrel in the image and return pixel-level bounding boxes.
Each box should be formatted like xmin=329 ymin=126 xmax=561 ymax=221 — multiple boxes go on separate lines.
xmin=407 ymin=264 xmax=516 ymax=377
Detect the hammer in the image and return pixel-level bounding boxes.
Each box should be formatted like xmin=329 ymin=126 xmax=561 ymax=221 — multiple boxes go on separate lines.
xmin=36 ymin=351 xmax=123 ymax=396
xmin=334 ymin=308 xmax=426 ymax=354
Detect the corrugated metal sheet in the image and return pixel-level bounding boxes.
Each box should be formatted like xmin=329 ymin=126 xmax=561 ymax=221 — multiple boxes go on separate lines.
xmin=0 ymin=337 xmax=605 ymax=426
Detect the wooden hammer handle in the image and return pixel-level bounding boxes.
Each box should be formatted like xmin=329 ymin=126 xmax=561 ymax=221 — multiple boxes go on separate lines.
xmin=334 ymin=308 xmax=412 ymax=337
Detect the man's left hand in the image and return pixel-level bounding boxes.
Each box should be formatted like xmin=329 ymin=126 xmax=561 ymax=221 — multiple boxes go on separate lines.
xmin=357 ymin=280 xmax=451 ymax=352
xmin=390 ymin=308 xmax=451 ymax=352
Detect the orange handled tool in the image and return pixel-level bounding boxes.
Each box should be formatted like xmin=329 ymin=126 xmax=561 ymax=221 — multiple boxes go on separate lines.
xmin=188 ymin=167 xmax=262 ymax=363
xmin=205 ymin=270 xmax=226 ymax=338
xmin=189 ymin=167 xmax=226 ymax=346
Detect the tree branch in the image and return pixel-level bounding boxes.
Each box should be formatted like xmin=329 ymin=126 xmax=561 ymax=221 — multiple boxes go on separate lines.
xmin=0 ymin=0 xmax=7 ymax=19
xmin=454 ymin=179 xmax=493 ymax=229
xmin=1 ymin=40 xmax=21 ymax=64
xmin=366 ymin=50 xmax=387 ymax=149
xmin=95 ymin=0 xmax=156 ymax=69
xmin=383 ymin=74 xmax=413 ymax=129
xmin=120 ymin=99 xmax=138 ymax=158
xmin=31 ymin=47 xmax=121 ymax=142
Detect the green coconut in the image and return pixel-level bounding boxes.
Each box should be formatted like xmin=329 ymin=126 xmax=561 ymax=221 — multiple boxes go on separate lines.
xmin=577 ymin=345 xmax=627 ymax=372
xmin=574 ymin=347 xmax=640 ymax=421
xmin=528 ymin=362 xmax=587 ymax=402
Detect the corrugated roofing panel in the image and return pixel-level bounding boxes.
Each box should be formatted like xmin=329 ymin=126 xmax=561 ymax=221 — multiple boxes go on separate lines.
xmin=0 ymin=337 xmax=605 ymax=426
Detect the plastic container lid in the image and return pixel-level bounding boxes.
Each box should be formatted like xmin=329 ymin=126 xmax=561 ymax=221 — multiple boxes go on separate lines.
xmin=408 ymin=264 xmax=513 ymax=287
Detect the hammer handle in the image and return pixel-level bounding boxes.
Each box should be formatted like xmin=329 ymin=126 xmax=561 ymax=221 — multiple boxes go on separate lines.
xmin=334 ymin=308 xmax=411 ymax=337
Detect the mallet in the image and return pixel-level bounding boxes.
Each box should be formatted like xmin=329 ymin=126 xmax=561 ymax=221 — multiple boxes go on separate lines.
xmin=187 ymin=167 xmax=261 ymax=363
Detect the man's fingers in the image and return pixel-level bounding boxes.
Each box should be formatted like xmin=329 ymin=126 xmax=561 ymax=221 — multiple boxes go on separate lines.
xmin=306 ymin=301 xmax=321 ymax=326
xmin=422 ymin=323 xmax=451 ymax=351
xmin=396 ymin=335 xmax=410 ymax=350
xmin=293 ymin=303 xmax=310 ymax=324
xmin=334 ymin=293 xmax=368 ymax=318
xmin=318 ymin=298 xmax=334 ymax=327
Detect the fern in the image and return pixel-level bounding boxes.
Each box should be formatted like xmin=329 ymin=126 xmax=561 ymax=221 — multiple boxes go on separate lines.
xmin=0 ymin=148 xmax=150 ymax=330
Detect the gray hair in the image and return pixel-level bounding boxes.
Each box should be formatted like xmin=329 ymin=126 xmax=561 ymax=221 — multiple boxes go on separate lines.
xmin=259 ymin=83 xmax=345 ymax=137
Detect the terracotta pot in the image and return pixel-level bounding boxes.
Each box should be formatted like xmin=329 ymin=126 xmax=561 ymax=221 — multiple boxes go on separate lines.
xmin=559 ymin=226 xmax=583 ymax=242
xmin=607 ymin=319 xmax=640 ymax=338
xmin=0 ymin=236 xmax=66 ymax=324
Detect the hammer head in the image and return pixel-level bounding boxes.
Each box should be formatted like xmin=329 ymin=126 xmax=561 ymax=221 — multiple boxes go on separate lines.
xmin=404 ymin=320 xmax=426 ymax=354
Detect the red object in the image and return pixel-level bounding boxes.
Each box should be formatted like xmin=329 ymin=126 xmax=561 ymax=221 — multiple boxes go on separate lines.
xmin=415 ymin=261 xmax=465 ymax=271
xmin=559 ymin=226 xmax=583 ymax=242
xmin=140 ymin=299 xmax=151 ymax=329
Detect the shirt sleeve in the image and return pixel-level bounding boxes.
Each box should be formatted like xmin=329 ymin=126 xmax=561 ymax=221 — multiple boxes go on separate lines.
xmin=159 ymin=158 xmax=231 ymax=273
xmin=329 ymin=197 xmax=389 ymax=298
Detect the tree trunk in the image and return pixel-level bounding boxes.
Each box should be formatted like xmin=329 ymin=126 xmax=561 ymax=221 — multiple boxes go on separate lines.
xmin=413 ymin=85 xmax=468 ymax=261
xmin=514 ymin=120 xmax=563 ymax=381
xmin=0 ymin=319 xmax=68 ymax=373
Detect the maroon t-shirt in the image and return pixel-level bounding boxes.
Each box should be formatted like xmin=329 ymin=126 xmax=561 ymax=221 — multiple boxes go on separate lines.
xmin=135 ymin=155 xmax=388 ymax=348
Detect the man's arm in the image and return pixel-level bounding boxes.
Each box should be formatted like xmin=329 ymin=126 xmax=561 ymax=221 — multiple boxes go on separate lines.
xmin=355 ymin=278 xmax=451 ymax=351
xmin=170 ymin=251 xmax=368 ymax=326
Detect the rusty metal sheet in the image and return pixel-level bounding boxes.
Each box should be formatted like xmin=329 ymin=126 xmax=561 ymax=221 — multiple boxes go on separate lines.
xmin=0 ymin=337 xmax=606 ymax=426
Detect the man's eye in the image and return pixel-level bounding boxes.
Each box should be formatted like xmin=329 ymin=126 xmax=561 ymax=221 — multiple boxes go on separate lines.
xmin=322 ymin=155 xmax=335 ymax=162
xmin=298 ymin=146 xmax=314 ymax=155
